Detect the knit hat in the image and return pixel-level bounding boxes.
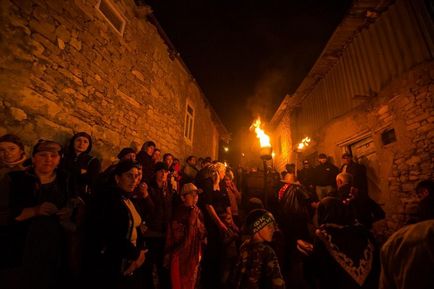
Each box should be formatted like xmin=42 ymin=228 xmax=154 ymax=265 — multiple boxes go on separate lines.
xmin=0 ymin=134 xmax=25 ymax=151
xmin=245 ymin=209 xmax=276 ymax=235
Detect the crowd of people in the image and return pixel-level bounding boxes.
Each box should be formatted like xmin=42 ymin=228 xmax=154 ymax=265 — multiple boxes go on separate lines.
xmin=0 ymin=132 xmax=433 ymax=289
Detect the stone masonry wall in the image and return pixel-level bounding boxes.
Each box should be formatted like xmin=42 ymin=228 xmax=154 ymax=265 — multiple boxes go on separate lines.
xmin=272 ymin=113 xmax=293 ymax=172
xmin=0 ymin=0 xmax=220 ymax=167
xmin=311 ymin=62 xmax=434 ymax=238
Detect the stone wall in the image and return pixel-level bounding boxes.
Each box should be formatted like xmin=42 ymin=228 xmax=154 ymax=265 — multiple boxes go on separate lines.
xmin=0 ymin=0 xmax=222 ymax=167
xmin=300 ymin=62 xmax=433 ymax=238
xmin=271 ymin=113 xmax=293 ymax=172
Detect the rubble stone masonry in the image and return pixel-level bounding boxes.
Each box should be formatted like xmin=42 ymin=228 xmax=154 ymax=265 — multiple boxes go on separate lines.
xmin=0 ymin=0 xmax=222 ymax=167
xmin=311 ymin=62 xmax=433 ymax=239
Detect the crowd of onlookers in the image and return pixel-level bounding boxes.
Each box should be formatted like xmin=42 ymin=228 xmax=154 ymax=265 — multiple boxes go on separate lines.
xmin=0 ymin=132 xmax=433 ymax=289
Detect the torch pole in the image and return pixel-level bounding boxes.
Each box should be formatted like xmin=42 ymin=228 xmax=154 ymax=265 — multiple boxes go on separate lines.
xmin=263 ymin=159 xmax=268 ymax=209
xmin=295 ymin=151 xmax=298 ymax=178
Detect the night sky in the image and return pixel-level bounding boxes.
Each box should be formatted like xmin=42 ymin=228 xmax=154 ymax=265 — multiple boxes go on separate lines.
xmin=146 ymin=0 xmax=352 ymax=162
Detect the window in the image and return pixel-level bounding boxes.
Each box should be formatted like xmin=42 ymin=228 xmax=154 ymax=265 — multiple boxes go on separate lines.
xmin=184 ymin=103 xmax=194 ymax=143
xmin=381 ymin=128 xmax=397 ymax=145
xmin=96 ymin=0 xmax=126 ymax=36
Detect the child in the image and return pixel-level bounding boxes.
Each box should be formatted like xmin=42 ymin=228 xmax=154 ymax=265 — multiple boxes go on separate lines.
xmin=165 ymin=183 xmax=207 ymax=289
xmin=231 ymin=209 xmax=285 ymax=289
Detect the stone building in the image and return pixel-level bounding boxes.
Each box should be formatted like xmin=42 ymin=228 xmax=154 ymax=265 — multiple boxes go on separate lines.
xmin=0 ymin=0 xmax=228 ymax=167
xmin=270 ymin=0 xmax=433 ymax=234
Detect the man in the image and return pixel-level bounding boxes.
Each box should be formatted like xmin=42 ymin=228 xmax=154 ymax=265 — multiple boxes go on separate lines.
xmin=335 ymin=172 xmax=354 ymax=201
xmin=313 ymin=153 xmax=339 ymax=200
xmin=297 ymin=160 xmax=315 ymax=193
xmin=340 ymin=153 xmax=368 ymax=196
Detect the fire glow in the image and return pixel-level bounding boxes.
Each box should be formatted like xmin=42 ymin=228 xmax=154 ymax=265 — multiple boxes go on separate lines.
xmin=250 ymin=118 xmax=271 ymax=148
xmin=297 ymin=137 xmax=311 ymax=150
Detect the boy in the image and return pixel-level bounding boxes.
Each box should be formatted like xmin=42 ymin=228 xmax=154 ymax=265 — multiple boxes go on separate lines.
xmin=231 ymin=209 xmax=285 ymax=289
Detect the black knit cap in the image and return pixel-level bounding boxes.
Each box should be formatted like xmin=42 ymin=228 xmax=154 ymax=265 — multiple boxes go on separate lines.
xmin=0 ymin=134 xmax=25 ymax=151
xmin=245 ymin=209 xmax=276 ymax=235
xmin=114 ymin=160 xmax=141 ymax=176
xmin=117 ymin=147 xmax=136 ymax=160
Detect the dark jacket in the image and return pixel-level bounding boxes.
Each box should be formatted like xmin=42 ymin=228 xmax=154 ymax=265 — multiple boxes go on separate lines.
xmin=298 ymin=167 xmax=315 ymax=187
xmin=146 ymin=180 xmax=173 ymax=235
xmin=314 ymin=162 xmax=339 ymax=187
xmin=137 ymin=151 xmax=155 ymax=185
xmin=94 ymin=187 xmax=146 ymax=277
xmin=62 ymin=135 xmax=101 ymax=199
xmin=0 ymin=168 xmax=76 ymax=280
xmin=340 ymin=162 xmax=368 ymax=195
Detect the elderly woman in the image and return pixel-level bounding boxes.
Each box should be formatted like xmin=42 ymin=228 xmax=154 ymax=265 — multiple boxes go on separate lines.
xmin=0 ymin=140 xmax=78 ymax=289
xmin=0 ymin=134 xmax=27 ymax=180
xmin=94 ymin=160 xmax=147 ymax=288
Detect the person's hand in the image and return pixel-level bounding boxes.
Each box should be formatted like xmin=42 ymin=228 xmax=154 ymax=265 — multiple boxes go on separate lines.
xmin=296 ymin=239 xmax=314 ymax=256
xmin=35 ymin=202 xmax=58 ymax=216
xmin=56 ymin=207 xmax=73 ymax=222
xmin=189 ymin=206 xmax=200 ymax=224
xmin=123 ymin=249 xmax=148 ymax=276
xmin=80 ymin=168 xmax=87 ymax=174
xmin=137 ymin=182 xmax=149 ymax=198
xmin=218 ymin=222 xmax=229 ymax=233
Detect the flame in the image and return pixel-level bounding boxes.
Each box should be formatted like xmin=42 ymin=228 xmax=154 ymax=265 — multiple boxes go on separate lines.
xmin=297 ymin=137 xmax=311 ymax=150
xmin=250 ymin=118 xmax=271 ymax=148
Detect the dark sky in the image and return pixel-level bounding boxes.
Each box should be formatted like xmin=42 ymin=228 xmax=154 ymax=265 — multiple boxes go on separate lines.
xmin=146 ymin=0 xmax=352 ymax=160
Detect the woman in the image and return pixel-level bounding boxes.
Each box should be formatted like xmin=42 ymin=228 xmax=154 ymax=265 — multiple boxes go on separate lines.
xmin=0 ymin=134 xmax=27 ymax=180
xmin=298 ymin=197 xmax=379 ymax=289
xmin=62 ymin=132 xmax=101 ymax=198
xmin=1 ymin=139 xmax=78 ymax=289
xmin=202 ymin=162 xmax=239 ymax=289
xmin=95 ymin=160 xmax=147 ymax=288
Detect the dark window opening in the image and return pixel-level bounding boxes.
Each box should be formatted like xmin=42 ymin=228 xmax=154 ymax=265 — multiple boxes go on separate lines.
xmin=381 ymin=128 xmax=397 ymax=145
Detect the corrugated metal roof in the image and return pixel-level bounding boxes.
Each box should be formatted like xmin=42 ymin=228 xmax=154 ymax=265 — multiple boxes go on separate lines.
xmin=271 ymin=0 xmax=433 ymax=133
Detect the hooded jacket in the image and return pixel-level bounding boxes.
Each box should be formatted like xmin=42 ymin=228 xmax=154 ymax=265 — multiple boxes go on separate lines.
xmin=62 ymin=132 xmax=101 ymax=198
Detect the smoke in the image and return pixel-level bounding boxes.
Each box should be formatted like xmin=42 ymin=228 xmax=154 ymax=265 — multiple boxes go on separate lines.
xmin=246 ymin=69 xmax=287 ymax=121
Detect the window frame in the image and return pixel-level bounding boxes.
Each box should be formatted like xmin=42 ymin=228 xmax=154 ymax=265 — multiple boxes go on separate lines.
xmin=96 ymin=0 xmax=126 ymax=36
xmin=184 ymin=101 xmax=195 ymax=145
